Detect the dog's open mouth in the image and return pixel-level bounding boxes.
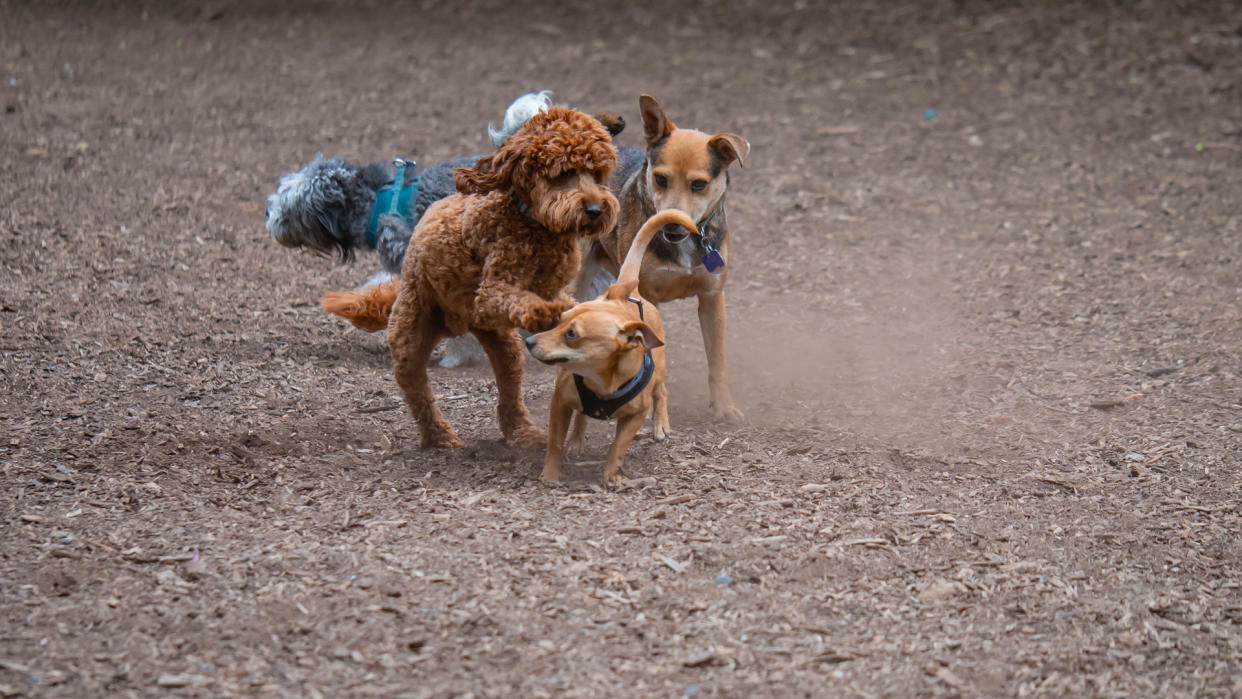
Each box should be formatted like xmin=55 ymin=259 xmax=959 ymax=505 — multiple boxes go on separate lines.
xmin=535 ymin=356 xmax=568 ymax=365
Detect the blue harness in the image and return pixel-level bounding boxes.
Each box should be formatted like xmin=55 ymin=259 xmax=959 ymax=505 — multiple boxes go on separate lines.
xmin=366 ymin=158 xmax=418 ymax=249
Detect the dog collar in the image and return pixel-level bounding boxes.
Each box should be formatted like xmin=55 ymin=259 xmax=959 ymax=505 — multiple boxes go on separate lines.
xmin=639 ymin=178 xmax=727 ymax=273
xmin=510 ymin=190 xmax=534 ymax=219
xmin=574 ymin=350 xmax=655 ymax=421
xmin=696 ymin=198 xmax=726 ymax=273
xmin=628 ymin=296 xmax=644 ymax=320
xmin=366 ymin=158 xmax=418 ymax=248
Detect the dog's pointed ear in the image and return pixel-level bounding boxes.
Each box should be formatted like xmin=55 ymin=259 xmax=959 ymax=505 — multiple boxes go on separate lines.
xmin=639 ymin=95 xmax=675 ymax=144
xmin=619 ymin=320 xmax=663 ymax=349
xmin=709 ymin=133 xmax=749 ymax=168
xmin=604 ymin=279 xmax=639 ymax=302
xmin=455 ymin=146 xmax=520 ymax=195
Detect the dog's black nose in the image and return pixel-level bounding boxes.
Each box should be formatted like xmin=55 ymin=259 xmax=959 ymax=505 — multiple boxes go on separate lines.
xmin=584 ymin=203 xmax=602 ymax=220
xmin=523 ymin=334 xmax=537 ymax=350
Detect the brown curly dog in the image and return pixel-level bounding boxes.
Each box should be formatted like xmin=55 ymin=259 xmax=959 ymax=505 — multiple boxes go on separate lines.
xmin=323 ymin=107 xmax=619 ymax=448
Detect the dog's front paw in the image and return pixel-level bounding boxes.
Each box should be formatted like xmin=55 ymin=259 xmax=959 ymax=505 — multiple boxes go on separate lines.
xmin=551 ymin=294 xmax=576 ymax=315
xmin=712 ymin=402 xmax=745 ymax=423
xmin=507 ymin=424 xmax=548 ymax=449
xmin=421 ymin=430 xmax=465 ymax=449
xmin=518 ymin=304 xmax=563 ymax=333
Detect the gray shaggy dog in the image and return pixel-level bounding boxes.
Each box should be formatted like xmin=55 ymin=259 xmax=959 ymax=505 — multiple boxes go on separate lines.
xmin=266 ymin=152 xmax=480 ymax=279
xmin=266 ymin=91 xmax=557 ymax=282
xmin=267 ymin=92 xmax=624 ymax=367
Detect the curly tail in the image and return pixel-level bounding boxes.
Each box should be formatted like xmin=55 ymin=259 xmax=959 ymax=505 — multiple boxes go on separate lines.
xmin=488 ymin=90 xmax=551 ymax=147
xmin=321 ymin=279 xmax=400 ymax=332
xmin=617 ymin=210 xmax=700 ymax=285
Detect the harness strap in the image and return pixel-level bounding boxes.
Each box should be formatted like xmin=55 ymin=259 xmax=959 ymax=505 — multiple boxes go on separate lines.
xmin=638 ymin=160 xmax=727 ymax=272
xmin=366 ymin=158 xmax=418 ymax=248
xmin=574 ymin=350 xmax=655 ymax=420
xmin=510 ymin=189 xmax=534 ymax=219
xmin=628 ymin=297 xmax=644 ymax=320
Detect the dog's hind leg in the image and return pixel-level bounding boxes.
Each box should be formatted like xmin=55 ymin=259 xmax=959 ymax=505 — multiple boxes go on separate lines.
xmin=389 ymin=293 xmax=462 ymax=448
xmin=697 ymin=290 xmax=744 ymax=422
xmin=472 ymin=327 xmax=547 ymax=448
xmin=651 ymin=379 xmax=671 ymax=442
xmin=438 ymin=335 xmax=488 ymax=368
xmin=565 ymin=412 xmax=588 ymax=456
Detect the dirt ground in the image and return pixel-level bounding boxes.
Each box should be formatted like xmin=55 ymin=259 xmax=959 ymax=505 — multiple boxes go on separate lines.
xmin=2 ymin=0 xmax=1241 ymax=696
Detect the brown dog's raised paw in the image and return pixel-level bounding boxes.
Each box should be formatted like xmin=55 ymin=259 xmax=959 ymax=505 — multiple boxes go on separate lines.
xmin=518 ymin=304 xmax=564 ymax=333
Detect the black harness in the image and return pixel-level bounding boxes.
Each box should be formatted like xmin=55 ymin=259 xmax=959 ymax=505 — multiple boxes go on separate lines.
xmin=574 ymin=298 xmax=654 ymax=420
xmin=574 ymin=351 xmax=654 ymax=420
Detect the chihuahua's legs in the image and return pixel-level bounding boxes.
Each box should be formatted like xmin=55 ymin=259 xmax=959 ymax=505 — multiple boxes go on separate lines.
xmin=603 ymin=410 xmax=647 ymax=483
xmin=389 ymin=301 xmax=462 ymax=448
xmin=473 ymin=327 xmax=548 ymax=448
xmin=540 ymin=401 xmax=575 ymax=481
xmin=651 ymin=380 xmax=671 ymax=441
xmin=566 ymin=412 xmax=589 ymax=455
xmin=697 ymin=289 xmax=744 ymax=421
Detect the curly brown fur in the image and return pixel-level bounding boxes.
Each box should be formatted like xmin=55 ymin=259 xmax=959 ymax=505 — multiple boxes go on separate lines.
xmin=368 ymin=107 xmax=619 ymax=449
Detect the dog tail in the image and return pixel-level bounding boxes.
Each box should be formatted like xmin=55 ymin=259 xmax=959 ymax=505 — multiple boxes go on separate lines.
xmin=617 ymin=210 xmax=700 ymax=286
xmin=488 ymin=90 xmax=551 ymax=147
xmin=321 ymin=279 xmax=400 ymax=332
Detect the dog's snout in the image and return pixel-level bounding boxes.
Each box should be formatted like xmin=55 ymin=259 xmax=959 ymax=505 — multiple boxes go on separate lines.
xmin=523 ymin=334 xmax=537 ymax=351
xmin=584 ymin=203 xmax=602 ymax=220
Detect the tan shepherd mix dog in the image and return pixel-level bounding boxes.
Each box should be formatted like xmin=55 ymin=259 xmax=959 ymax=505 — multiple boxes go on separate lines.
xmin=527 ymin=210 xmax=699 ymax=483
xmin=580 ymin=95 xmax=749 ymax=421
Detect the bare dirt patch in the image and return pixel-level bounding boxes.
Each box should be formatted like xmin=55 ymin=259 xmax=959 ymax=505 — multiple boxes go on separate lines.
xmin=3 ymin=1 xmax=1241 ymax=696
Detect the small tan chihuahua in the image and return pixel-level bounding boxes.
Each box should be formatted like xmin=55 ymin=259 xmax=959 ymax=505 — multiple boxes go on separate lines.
xmin=525 ymin=209 xmax=700 ymax=483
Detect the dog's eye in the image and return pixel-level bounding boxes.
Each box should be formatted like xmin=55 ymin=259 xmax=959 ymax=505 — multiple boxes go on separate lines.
xmin=561 ymin=169 xmax=577 ymax=179
xmin=565 ymin=326 xmax=578 ymax=340
xmin=653 ymin=173 xmax=668 ymax=189
xmin=690 ymin=179 xmax=708 ymax=192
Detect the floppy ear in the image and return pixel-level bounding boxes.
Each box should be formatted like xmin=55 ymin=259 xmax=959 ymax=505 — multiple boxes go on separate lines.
xmin=604 ymin=278 xmax=639 ymax=302
xmin=620 ymin=320 xmax=663 ymax=349
xmin=638 ymin=94 xmax=675 ymax=144
xmin=454 ymin=146 xmax=520 ymax=195
xmin=593 ymin=112 xmax=626 ymax=138
xmin=709 ymin=133 xmax=749 ymax=168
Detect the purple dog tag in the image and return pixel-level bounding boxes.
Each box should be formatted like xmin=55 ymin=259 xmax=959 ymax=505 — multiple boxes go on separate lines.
xmin=701 ymin=242 xmax=725 ymax=273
